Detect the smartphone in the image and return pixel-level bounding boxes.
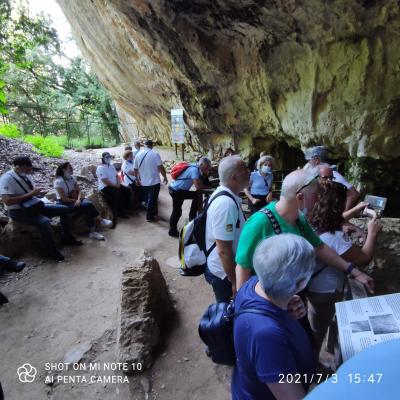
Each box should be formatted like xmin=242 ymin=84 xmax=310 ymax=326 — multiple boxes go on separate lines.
xmin=364 ymin=195 xmax=387 ymax=217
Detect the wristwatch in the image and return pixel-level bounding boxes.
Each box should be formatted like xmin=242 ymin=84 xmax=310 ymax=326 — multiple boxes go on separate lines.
xmin=346 ymin=262 xmax=356 ymax=275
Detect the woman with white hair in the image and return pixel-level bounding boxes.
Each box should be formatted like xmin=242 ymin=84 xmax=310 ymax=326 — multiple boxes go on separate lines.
xmin=244 ymin=155 xmax=274 ymax=214
xmin=232 ymin=233 xmax=316 ymax=400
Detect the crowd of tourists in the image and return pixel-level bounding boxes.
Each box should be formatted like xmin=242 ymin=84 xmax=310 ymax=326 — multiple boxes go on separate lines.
xmin=0 ymin=140 xmax=383 ymax=399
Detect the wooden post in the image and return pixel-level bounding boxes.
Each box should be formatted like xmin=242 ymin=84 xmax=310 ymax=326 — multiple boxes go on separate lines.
xmin=175 ymin=143 xmax=178 ymax=158
xmin=181 ymin=143 xmax=185 ymax=161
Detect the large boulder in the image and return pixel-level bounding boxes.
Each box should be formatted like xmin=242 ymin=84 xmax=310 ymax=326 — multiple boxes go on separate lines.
xmin=117 ymin=252 xmax=174 ymax=374
xmin=0 ymin=192 xmax=113 ymax=257
xmin=351 ymin=217 xmax=400 ymax=295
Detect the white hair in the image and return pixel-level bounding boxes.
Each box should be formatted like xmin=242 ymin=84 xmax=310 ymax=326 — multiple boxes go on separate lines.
xmin=257 ymin=155 xmax=274 ymax=171
xmin=253 ymin=234 xmax=315 ymax=301
xmin=198 ymin=157 xmax=211 ymax=167
xmin=280 ymin=167 xmax=319 ymax=200
xmin=218 ymin=155 xmax=242 ymax=184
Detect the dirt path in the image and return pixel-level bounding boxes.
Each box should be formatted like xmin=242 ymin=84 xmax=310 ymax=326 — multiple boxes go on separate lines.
xmin=0 ymin=148 xmax=231 ymax=400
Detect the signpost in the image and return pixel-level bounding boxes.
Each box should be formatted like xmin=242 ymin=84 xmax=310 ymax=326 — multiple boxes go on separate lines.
xmin=171 ymin=108 xmax=185 ymax=160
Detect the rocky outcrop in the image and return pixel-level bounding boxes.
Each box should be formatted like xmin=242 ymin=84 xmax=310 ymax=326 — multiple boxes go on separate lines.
xmin=351 ymin=217 xmax=400 ymax=295
xmin=117 ymin=253 xmax=174 ymax=373
xmin=57 ymin=1 xmax=400 ymax=161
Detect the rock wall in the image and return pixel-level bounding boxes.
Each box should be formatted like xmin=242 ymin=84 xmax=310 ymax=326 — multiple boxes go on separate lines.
xmin=57 ymin=1 xmax=400 ymax=157
xmin=57 ymin=0 xmax=400 ymax=210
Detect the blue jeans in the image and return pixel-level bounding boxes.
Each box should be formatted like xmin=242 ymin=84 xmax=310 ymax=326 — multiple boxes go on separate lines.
xmin=204 ymin=266 xmax=233 ymax=303
xmin=59 ymin=199 xmax=99 ymax=228
xmin=9 ymin=204 xmax=72 ymax=252
xmin=141 ymin=184 xmax=160 ymax=220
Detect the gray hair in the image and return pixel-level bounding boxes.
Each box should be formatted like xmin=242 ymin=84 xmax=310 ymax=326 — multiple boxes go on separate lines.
xmin=253 ymin=234 xmax=315 ymax=301
xmin=257 ymin=155 xmax=274 ymax=171
xmin=218 ymin=155 xmax=242 ymax=184
xmin=198 ymin=157 xmax=211 ymax=167
xmin=280 ymin=167 xmax=319 ymax=200
xmin=304 ymin=146 xmax=329 ymax=162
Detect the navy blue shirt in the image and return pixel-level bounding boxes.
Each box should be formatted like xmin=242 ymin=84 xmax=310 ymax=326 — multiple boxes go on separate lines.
xmin=231 ymin=276 xmax=315 ymax=400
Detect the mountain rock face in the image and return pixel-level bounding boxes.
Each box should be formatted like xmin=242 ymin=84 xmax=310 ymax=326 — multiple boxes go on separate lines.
xmin=57 ymin=0 xmax=400 ymax=210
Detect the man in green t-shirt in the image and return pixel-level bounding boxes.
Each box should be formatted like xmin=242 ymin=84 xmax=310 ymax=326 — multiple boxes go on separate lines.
xmin=236 ymin=169 xmax=374 ymax=293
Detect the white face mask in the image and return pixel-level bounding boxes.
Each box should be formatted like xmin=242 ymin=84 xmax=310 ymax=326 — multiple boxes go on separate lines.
xmin=298 ymin=194 xmax=308 ymax=217
xmin=64 ymin=171 xmax=71 ymax=179
xmin=19 ymin=172 xmax=28 ymax=178
xmin=104 ymin=157 xmax=112 ymax=165
xmin=261 ymin=165 xmax=272 ymax=175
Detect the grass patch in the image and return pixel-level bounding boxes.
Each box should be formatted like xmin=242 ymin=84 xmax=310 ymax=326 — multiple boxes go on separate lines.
xmin=24 ymin=135 xmax=64 ymax=158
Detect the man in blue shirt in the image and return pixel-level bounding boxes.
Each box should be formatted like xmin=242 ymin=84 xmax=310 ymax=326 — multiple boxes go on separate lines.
xmin=232 ymin=234 xmax=316 ymax=400
xmin=168 ymin=157 xmax=211 ymax=237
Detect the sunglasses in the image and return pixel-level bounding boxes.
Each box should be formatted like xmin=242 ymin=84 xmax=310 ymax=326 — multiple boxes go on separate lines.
xmin=296 ymin=175 xmax=319 ymax=194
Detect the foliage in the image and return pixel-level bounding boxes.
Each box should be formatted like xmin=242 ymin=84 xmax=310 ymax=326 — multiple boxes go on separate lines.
xmin=0 ymin=123 xmax=22 ymax=138
xmin=0 ymin=0 xmax=120 ymax=144
xmin=24 ymin=134 xmax=64 ymax=158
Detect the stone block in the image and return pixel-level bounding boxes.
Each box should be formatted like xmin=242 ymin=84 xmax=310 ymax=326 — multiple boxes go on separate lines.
xmin=117 ymin=253 xmax=174 ymax=374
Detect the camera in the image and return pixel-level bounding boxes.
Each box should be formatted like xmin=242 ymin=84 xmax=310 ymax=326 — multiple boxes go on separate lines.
xmin=362 ymin=195 xmax=387 ymax=218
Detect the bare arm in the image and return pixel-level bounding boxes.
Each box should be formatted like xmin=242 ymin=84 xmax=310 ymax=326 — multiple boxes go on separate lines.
xmin=315 ymin=243 xmax=374 ymax=293
xmin=216 ymin=240 xmax=236 ymax=294
xmin=236 ymin=264 xmax=253 ymax=291
xmin=343 ymin=201 xmax=368 ymax=220
xmin=158 ymin=165 xmax=168 ymax=184
xmin=244 ymin=188 xmax=259 ymax=205
xmin=341 ymin=216 xmax=382 ymax=266
xmin=193 ymin=178 xmax=209 ymax=190
xmin=345 ymin=186 xmax=360 ymax=210
xmin=55 ymin=187 xmax=75 ymax=204
xmin=1 ymin=188 xmax=43 ymax=206
xmin=267 ymin=382 xmax=305 ymax=400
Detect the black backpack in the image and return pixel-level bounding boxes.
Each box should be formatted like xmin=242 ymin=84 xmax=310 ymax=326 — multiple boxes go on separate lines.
xmin=179 ymin=190 xmax=240 ymax=277
xmin=198 ymin=300 xmax=278 ymax=365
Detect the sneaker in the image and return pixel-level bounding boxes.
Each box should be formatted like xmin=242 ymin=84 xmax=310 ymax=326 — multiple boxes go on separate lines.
xmin=4 ymin=260 xmax=26 ymax=273
xmin=89 ymin=231 xmax=105 ymax=241
xmin=48 ymin=249 xmax=65 ymax=261
xmin=168 ymin=230 xmax=179 ymax=238
xmin=100 ymin=218 xmax=113 ymax=229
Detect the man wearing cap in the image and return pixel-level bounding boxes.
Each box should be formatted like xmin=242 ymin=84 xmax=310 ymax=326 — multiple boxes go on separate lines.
xmin=134 ymin=140 xmax=168 ymax=222
xmin=168 ymin=156 xmax=212 ymax=237
xmin=304 ymin=145 xmax=360 ymax=210
xmin=0 ymin=157 xmax=82 ymax=261
xmin=96 ymin=152 xmax=131 ymax=227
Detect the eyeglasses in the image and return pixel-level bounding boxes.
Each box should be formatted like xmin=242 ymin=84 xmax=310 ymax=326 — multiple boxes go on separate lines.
xmin=296 ymin=175 xmax=319 ymax=194
xmin=319 ymin=175 xmax=335 ymax=181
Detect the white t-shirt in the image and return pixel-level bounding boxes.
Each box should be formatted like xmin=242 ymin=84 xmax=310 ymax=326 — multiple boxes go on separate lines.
xmin=333 ymin=170 xmax=353 ymax=189
xmin=0 ymin=170 xmax=34 ymax=210
xmin=121 ymin=160 xmax=136 ymax=187
xmin=205 ymin=186 xmax=245 ymax=280
xmin=96 ymin=164 xmax=118 ymax=190
xmin=308 ymin=230 xmax=352 ymax=293
xmin=133 ymin=148 xmax=162 ymax=186
xmin=54 ymin=176 xmax=77 ymax=199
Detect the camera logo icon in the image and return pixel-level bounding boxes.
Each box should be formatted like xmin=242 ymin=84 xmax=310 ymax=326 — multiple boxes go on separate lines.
xmin=17 ymin=363 xmax=37 ymax=383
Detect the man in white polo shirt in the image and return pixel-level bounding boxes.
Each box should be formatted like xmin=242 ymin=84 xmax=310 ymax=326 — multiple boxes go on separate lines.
xmin=204 ymin=155 xmax=249 ymax=302
xmin=134 ymin=140 xmax=168 ymax=222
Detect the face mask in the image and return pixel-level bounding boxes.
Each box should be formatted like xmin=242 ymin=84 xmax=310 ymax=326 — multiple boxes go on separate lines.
xmin=19 ymin=172 xmax=28 ymax=178
xmin=261 ymin=165 xmax=272 ymax=175
xmin=298 ymin=194 xmax=308 ymax=217
xmin=64 ymin=171 xmax=71 ymax=179
xmin=104 ymin=157 xmax=112 ymax=165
